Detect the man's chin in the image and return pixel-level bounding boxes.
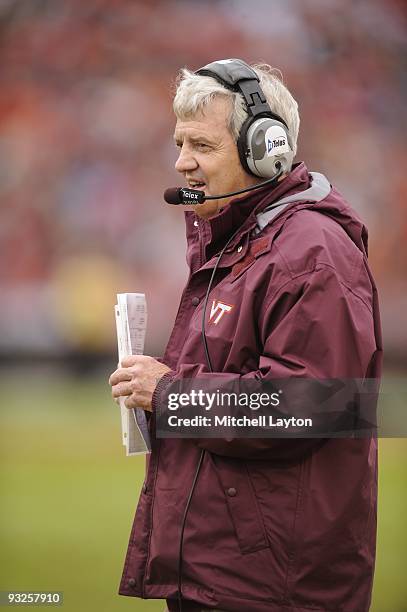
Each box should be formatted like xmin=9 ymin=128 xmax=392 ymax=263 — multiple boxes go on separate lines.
xmin=176 ymin=188 xmax=221 ymax=219
xmin=194 ymin=199 xmax=222 ymax=220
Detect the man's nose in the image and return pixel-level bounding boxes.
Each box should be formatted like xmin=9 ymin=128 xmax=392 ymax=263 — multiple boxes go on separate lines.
xmin=175 ymin=145 xmax=198 ymax=174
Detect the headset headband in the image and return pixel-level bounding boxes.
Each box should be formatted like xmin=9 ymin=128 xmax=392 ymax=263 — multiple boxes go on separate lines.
xmin=195 ymin=58 xmax=288 ymax=128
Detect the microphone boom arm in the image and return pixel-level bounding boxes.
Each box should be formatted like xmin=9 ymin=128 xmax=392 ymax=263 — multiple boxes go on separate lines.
xmin=164 ymin=163 xmax=283 ymax=206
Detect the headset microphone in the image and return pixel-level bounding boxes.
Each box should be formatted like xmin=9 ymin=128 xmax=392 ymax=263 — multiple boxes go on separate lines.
xmin=164 ymin=187 xmax=205 ymax=206
xmin=164 ymin=163 xmax=283 ymax=206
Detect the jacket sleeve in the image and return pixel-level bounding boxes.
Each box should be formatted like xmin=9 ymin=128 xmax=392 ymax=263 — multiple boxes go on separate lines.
xmin=152 ymin=264 xmax=377 ymax=460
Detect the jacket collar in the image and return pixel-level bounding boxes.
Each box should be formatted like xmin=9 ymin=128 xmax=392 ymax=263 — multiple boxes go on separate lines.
xmin=185 ymin=162 xmax=311 ymax=261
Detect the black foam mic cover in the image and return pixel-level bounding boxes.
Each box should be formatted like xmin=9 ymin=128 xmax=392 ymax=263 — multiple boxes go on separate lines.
xmin=164 ymin=187 xmax=183 ymax=205
xmin=164 ymin=187 xmax=205 ymax=205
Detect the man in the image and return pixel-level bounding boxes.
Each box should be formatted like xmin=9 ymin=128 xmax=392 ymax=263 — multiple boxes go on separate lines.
xmin=109 ymin=59 xmax=382 ymax=612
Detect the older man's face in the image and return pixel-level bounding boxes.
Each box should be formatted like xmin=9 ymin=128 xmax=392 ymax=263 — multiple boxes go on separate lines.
xmin=173 ymin=96 xmax=258 ymax=219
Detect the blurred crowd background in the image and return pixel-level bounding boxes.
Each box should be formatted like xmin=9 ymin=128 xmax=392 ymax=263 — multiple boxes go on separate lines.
xmin=1 ymin=3 xmax=406 ymax=611
xmin=1 ymin=0 xmax=406 ymax=369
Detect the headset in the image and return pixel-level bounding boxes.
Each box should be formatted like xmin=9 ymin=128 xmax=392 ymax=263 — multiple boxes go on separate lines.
xmin=165 ymin=57 xmax=293 ymax=206
xmin=195 ymin=58 xmax=294 ymax=179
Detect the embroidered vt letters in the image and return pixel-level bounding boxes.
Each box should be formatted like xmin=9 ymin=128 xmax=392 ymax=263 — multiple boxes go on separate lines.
xmin=209 ymin=300 xmax=233 ymax=325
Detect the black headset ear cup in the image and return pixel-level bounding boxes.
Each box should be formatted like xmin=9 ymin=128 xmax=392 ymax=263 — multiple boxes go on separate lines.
xmin=236 ymin=116 xmax=254 ymax=175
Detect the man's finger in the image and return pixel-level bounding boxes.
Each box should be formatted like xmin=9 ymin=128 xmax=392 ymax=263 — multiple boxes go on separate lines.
xmin=124 ymin=395 xmax=136 ymax=409
xmin=109 ymin=368 xmax=133 ymax=387
xmin=124 ymin=395 xmax=150 ymax=411
xmin=121 ymin=355 xmax=146 ymax=368
xmin=121 ymin=354 xmax=154 ymax=368
xmin=112 ymin=382 xmax=132 ymax=398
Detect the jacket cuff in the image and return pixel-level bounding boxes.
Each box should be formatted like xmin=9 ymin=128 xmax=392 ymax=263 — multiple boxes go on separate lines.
xmin=152 ymin=370 xmax=176 ymax=413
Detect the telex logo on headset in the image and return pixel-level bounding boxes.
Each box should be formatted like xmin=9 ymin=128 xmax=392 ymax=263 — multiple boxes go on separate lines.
xmin=267 ymin=136 xmax=287 ymax=154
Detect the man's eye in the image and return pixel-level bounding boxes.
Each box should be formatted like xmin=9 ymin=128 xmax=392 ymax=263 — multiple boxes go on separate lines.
xmin=195 ymin=142 xmax=209 ymax=150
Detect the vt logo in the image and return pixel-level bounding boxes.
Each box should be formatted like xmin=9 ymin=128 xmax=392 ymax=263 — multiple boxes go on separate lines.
xmin=209 ymin=300 xmax=234 ymax=325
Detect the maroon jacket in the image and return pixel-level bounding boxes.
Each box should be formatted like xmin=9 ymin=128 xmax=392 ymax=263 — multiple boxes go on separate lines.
xmin=119 ymin=163 xmax=382 ymax=611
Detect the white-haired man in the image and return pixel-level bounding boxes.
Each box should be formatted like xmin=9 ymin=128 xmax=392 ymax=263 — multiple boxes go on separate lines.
xmin=109 ymin=59 xmax=382 ymax=612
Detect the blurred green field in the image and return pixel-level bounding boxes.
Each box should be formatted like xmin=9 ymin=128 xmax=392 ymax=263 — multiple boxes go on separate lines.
xmin=1 ymin=369 xmax=406 ymax=612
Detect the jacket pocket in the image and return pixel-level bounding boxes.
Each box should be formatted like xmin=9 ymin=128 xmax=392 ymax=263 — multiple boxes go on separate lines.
xmin=244 ymin=457 xmax=308 ymax=595
xmin=212 ymin=455 xmax=269 ymax=554
xmin=130 ymin=484 xmax=153 ymax=546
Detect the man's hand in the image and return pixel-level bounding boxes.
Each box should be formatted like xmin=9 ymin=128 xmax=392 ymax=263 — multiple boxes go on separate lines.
xmin=108 ymin=355 xmax=171 ymax=412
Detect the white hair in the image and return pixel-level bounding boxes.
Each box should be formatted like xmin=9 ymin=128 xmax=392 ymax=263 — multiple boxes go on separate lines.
xmin=173 ymin=63 xmax=300 ymax=156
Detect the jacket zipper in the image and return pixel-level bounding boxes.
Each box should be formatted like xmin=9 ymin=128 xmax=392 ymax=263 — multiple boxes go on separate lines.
xmin=198 ymin=220 xmax=205 ymax=268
